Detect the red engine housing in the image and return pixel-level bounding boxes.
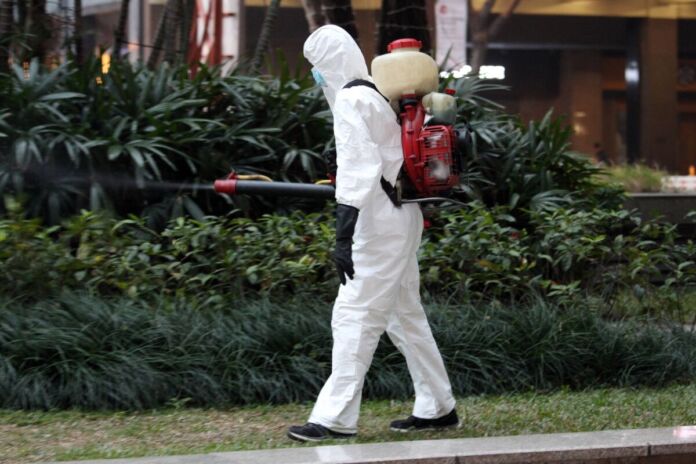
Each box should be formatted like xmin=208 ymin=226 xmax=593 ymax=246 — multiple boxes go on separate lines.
xmin=400 ymin=96 xmax=459 ymax=196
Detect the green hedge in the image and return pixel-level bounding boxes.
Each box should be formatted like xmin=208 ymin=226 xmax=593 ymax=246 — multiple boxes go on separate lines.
xmin=2 ymin=199 xmax=696 ymax=305
xmin=1 ymin=293 xmax=694 ymax=410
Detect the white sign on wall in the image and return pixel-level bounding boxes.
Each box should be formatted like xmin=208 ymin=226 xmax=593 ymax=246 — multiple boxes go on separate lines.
xmin=435 ymin=0 xmax=468 ymax=70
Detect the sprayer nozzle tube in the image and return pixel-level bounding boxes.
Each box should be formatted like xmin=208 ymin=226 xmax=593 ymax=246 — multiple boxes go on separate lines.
xmin=214 ymin=179 xmax=335 ymax=199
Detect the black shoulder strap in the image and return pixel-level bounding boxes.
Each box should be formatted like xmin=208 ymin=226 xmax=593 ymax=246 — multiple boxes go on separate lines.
xmin=343 ymin=79 xmax=389 ymax=102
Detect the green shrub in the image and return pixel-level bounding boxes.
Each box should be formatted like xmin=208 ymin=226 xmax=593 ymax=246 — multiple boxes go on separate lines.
xmin=2 ymin=201 xmax=695 ymax=305
xmin=1 ymin=293 xmax=693 ymax=410
xmin=599 ymin=163 xmax=667 ymax=193
xmin=420 ymin=205 xmax=531 ymax=297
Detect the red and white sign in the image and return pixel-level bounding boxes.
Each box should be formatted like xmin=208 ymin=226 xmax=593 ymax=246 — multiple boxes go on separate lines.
xmin=435 ymin=0 xmax=468 ymax=70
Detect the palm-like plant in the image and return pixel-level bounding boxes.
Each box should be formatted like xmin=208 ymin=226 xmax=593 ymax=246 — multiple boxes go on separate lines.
xmin=451 ymin=76 xmax=609 ymax=219
xmin=0 ymin=50 xmax=612 ymax=226
xmin=74 ymin=0 xmax=83 ymax=64
xmin=0 ymin=59 xmax=92 ymax=222
xmin=300 ymin=0 xmax=326 ymax=32
xmin=0 ymin=56 xmax=332 ymax=224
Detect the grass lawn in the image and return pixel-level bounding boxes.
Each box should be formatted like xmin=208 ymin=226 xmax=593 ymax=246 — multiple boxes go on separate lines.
xmin=1 ymin=384 xmax=695 ymax=464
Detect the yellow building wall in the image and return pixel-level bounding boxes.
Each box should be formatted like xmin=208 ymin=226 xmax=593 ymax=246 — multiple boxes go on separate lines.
xmin=245 ymin=0 xmax=696 ymax=19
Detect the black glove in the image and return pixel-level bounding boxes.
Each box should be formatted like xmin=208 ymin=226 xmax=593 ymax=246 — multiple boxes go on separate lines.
xmin=334 ymin=204 xmax=359 ymax=285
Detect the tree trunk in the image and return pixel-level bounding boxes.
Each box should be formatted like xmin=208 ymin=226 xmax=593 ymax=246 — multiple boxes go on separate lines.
xmin=377 ymin=0 xmax=429 ymax=55
xmin=320 ymin=0 xmax=358 ymax=43
xmin=114 ymin=0 xmax=131 ymax=59
xmin=16 ymin=0 xmax=24 ymax=27
xmin=147 ymin=0 xmax=175 ymax=68
xmin=468 ymin=0 xmax=521 ymax=75
xmin=300 ymin=0 xmax=325 ymax=32
xmin=24 ymin=0 xmax=49 ymax=63
xmin=74 ymin=0 xmax=83 ymax=64
xmin=179 ymin=0 xmax=195 ymax=62
xmin=164 ymin=0 xmax=183 ymax=63
xmin=0 ymin=0 xmax=14 ymax=72
xmin=249 ymin=0 xmax=281 ymax=74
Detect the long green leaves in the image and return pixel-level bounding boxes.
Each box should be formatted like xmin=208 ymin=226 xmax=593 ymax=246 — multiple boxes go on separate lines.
xmin=0 ymin=293 xmax=693 ymax=410
xmin=0 ymin=57 xmax=332 ymax=225
xmin=452 ymin=78 xmax=615 ymax=216
xmin=1 ymin=56 xmax=620 ymax=226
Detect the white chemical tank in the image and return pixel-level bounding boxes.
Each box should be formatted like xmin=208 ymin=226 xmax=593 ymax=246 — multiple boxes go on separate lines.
xmin=422 ymin=90 xmax=457 ymax=125
xmin=371 ymin=38 xmax=439 ymax=103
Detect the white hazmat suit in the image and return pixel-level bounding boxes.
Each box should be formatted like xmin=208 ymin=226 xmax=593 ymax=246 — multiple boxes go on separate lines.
xmin=303 ymin=25 xmax=456 ymax=434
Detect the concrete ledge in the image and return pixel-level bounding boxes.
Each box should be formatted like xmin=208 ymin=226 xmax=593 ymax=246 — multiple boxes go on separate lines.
xmin=48 ymin=426 xmax=696 ymax=464
xmin=623 ymin=193 xmax=696 ymax=223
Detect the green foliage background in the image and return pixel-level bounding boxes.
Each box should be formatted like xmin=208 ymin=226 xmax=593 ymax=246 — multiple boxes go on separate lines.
xmin=3 ymin=200 xmax=696 ymax=315
xmin=1 ymin=57 xmax=622 ymax=226
xmin=2 ymin=58 xmax=696 ymax=411
xmin=0 ymin=57 xmax=333 ymax=225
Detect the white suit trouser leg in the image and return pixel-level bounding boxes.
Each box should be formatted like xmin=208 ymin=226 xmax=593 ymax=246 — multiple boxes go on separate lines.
xmin=308 ymin=288 xmax=391 ymax=434
xmin=309 ymin=245 xmax=455 ymax=433
xmin=385 ymin=255 xmax=456 ymax=420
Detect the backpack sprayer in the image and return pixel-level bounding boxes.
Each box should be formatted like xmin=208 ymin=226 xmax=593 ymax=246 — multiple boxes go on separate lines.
xmin=214 ymin=39 xmax=470 ymax=206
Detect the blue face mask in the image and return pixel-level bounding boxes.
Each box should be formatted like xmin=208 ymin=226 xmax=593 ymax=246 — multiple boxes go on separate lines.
xmin=311 ymin=67 xmax=327 ymax=87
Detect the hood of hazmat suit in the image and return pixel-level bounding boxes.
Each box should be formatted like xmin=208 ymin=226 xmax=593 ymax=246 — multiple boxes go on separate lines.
xmin=302 ymin=25 xmax=456 ymax=435
xmin=303 ymin=25 xmax=369 ymax=112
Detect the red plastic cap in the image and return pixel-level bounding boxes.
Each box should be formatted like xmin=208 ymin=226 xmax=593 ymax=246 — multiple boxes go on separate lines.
xmin=445 ymin=88 xmax=456 ymax=95
xmin=388 ymin=38 xmax=422 ymax=52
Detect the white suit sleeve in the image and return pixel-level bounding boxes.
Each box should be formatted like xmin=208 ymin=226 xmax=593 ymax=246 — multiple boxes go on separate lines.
xmin=333 ymin=91 xmax=383 ymax=210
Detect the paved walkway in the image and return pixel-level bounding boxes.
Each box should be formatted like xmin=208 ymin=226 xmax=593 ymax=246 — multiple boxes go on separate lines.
xmin=48 ymin=426 xmax=696 ymax=464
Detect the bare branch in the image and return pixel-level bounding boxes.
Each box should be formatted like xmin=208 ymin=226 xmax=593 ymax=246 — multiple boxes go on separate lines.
xmin=321 ymin=0 xmax=358 ymax=42
xmin=467 ymin=0 xmax=479 ymax=34
xmin=250 ymin=0 xmax=282 ymax=74
xmin=488 ymin=0 xmax=521 ymax=38
xmin=478 ymin=0 xmax=496 ymax=28
xmin=74 ymin=0 xmax=83 ymax=63
xmin=505 ymin=0 xmax=522 ymax=16
xmin=301 ymin=0 xmax=326 ymax=32
xmin=114 ymin=0 xmax=131 ymax=58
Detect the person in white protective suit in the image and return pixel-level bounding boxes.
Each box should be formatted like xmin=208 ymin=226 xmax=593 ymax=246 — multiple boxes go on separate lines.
xmin=287 ymin=25 xmax=458 ymax=442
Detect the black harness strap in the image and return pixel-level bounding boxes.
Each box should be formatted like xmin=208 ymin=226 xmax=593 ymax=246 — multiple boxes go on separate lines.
xmin=380 ymin=176 xmax=401 ymax=206
xmin=342 ymin=79 xmax=389 ymax=102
